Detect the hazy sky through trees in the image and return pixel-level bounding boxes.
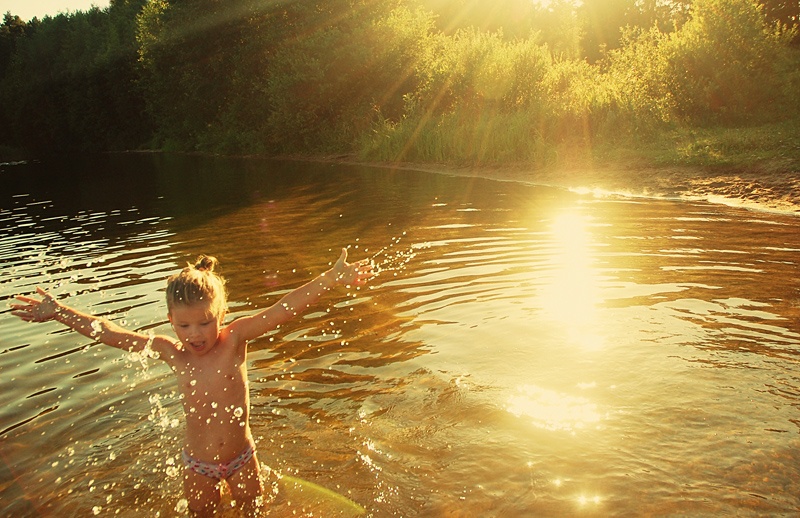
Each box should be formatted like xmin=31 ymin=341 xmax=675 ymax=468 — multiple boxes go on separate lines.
xmin=2 ymin=0 xmax=110 ymax=21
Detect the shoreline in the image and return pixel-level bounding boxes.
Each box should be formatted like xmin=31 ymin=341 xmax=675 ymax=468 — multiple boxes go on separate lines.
xmin=6 ymin=150 xmax=799 ymax=215
xmin=295 ymin=155 xmax=800 ymax=215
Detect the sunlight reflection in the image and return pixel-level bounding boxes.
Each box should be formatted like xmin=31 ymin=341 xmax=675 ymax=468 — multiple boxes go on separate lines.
xmin=577 ymin=494 xmax=603 ymax=506
xmin=541 ymin=210 xmax=604 ymax=350
xmin=506 ymin=385 xmax=601 ymax=433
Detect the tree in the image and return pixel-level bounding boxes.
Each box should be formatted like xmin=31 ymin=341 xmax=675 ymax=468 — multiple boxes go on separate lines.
xmin=663 ymin=0 xmax=797 ymax=122
xmin=266 ymin=2 xmax=434 ymax=152
xmin=416 ymin=0 xmax=538 ymax=38
xmin=0 ymin=12 xmax=35 ymax=76
xmin=579 ymin=0 xmax=636 ymax=62
xmin=0 ymin=2 xmax=151 ymax=155
xmin=137 ymin=0 xmax=290 ymax=152
xmin=761 ymin=0 xmax=800 ymax=44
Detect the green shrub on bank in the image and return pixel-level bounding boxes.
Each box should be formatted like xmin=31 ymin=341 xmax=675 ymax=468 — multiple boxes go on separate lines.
xmin=607 ymin=0 xmax=799 ymax=126
xmin=358 ymin=28 xmax=615 ymax=164
xmin=361 ymin=0 xmax=800 ymax=166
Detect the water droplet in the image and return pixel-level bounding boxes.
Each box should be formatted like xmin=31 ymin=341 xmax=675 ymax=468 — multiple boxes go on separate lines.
xmin=90 ymin=320 xmax=102 ymax=336
xmin=190 ymin=379 xmax=197 ymax=386
xmin=92 ymin=506 xmax=102 ymax=515
xmin=175 ymin=499 xmax=188 ymax=513
xmin=233 ymin=407 xmax=244 ymax=418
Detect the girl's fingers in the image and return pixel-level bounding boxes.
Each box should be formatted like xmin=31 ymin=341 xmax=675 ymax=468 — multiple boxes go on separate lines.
xmin=11 ymin=309 xmax=32 ymax=320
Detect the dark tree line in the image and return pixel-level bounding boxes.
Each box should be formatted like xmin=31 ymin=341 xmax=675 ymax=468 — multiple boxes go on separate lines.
xmin=1 ymin=0 xmax=152 ymax=155
xmin=1 ymin=0 xmax=798 ymax=159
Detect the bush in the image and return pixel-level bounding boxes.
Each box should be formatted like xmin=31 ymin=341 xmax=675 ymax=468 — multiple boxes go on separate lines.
xmin=664 ymin=0 xmax=797 ymax=123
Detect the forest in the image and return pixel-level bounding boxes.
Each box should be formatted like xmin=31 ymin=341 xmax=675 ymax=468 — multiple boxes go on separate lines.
xmin=1 ymin=0 xmax=799 ymax=167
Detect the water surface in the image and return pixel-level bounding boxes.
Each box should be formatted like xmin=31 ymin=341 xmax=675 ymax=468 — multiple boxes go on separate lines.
xmin=1 ymin=154 xmax=799 ymax=516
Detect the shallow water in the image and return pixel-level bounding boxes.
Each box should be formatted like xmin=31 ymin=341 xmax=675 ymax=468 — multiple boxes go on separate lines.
xmin=1 ymin=154 xmax=799 ymax=516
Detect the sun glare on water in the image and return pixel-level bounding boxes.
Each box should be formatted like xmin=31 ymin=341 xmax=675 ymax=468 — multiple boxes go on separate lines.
xmin=541 ymin=210 xmax=604 ymax=351
xmin=507 ymin=384 xmax=602 ymax=432
xmin=505 ymin=209 xmax=607 ymax=434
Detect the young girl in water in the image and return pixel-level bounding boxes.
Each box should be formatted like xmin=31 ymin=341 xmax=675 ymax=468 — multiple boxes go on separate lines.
xmin=11 ymin=248 xmax=374 ymax=516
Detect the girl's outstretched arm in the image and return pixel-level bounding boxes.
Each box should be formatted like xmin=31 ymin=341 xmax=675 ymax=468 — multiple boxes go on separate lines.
xmin=229 ymin=248 xmax=375 ymax=343
xmin=12 ymin=287 xmax=163 ymax=353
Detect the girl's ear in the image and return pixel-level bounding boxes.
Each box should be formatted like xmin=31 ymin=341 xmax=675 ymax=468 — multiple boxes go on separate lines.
xmin=167 ymin=312 xmax=173 ymax=324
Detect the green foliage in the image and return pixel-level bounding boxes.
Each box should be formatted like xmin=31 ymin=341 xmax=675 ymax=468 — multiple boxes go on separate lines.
xmin=664 ymin=0 xmax=798 ymax=123
xmin=579 ymin=0 xmax=637 ymax=62
xmin=606 ymin=119 xmax=800 ymax=168
xmin=0 ymin=2 xmax=151 ymax=155
xmin=0 ymin=12 xmax=35 ymax=76
xmin=605 ymin=0 xmax=799 ymax=127
xmin=136 ymin=0 xmax=272 ymax=152
xmin=360 ymin=30 xmax=613 ymax=163
xmin=1 ymin=0 xmax=798 ymax=168
xmin=264 ymin=3 xmax=432 ymax=153
xmin=606 ymin=26 xmax=676 ymax=129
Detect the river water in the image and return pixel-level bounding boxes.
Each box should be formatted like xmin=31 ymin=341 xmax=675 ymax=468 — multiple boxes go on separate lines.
xmin=1 ymin=154 xmax=798 ymax=516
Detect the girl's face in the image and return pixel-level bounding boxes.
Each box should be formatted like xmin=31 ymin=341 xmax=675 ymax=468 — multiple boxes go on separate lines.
xmin=168 ymin=301 xmax=222 ymax=356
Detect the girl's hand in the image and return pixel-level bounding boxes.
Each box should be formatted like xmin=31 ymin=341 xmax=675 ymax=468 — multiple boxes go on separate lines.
xmin=332 ymin=248 xmax=375 ymax=287
xmin=10 ymin=287 xmax=60 ymax=322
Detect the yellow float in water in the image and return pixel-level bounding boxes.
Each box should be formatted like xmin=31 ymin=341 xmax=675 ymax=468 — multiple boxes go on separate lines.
xmin=276 ymin=474 xmax=366 ymax=516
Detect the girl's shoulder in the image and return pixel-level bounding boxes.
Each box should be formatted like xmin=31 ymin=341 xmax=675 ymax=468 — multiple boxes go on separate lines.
xmin=148 ymin=334 xmax=183 ymax=361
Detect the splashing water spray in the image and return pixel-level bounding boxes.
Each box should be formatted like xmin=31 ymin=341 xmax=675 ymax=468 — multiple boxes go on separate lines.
xmin=366 ymin=232 xmax=424 ymax=278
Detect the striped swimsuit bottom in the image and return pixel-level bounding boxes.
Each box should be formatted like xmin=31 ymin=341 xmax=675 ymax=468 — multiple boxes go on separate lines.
xmin=182 ymin=443 xmax=255 ymax=481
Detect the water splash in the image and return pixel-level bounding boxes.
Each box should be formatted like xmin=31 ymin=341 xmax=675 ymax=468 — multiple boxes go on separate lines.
xmin=146 ymin=392 xmax=180 ymax=431
xmin=367 ymin=233 xmax=423 ymax=278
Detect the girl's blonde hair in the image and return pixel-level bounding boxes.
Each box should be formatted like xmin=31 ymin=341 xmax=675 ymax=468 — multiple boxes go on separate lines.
xmin=166 ymin=255 xmax=228 ymax=318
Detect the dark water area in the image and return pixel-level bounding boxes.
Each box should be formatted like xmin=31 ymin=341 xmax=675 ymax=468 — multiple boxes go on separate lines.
xmin=1 ymin=154 xmax=799 ymax=516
